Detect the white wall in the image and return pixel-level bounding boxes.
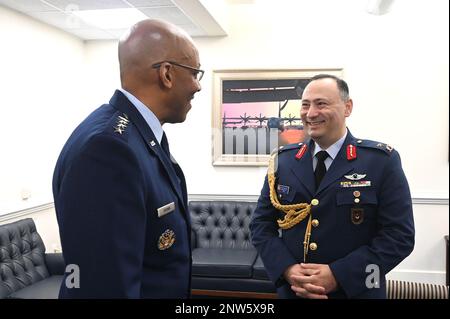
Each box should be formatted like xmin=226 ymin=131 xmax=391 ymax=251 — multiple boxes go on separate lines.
xmin=80 ymin=0 xmax=450 ymax=284
xmin=0 ymin=5 xmax=86 ymax=214
xmin=81 ymin=0 xmax=450 ymax=200
xmin=0 ymin=0 xmax=448 ymax=285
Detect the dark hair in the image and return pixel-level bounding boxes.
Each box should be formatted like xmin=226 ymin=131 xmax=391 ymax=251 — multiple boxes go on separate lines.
xmin=308 ymin=74 xmax=350 ymax=101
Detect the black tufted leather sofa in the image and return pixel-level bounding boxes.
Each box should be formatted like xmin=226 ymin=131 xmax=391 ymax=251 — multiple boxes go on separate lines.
xmin=189 ymin=201 xmax=276 ymax=298
xmin=0 ymin=218 xmax=65 ymax=299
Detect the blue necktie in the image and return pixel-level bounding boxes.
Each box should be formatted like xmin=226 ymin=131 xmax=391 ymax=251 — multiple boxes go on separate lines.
xmin=161 ymin=132 xmax=170 ymax=157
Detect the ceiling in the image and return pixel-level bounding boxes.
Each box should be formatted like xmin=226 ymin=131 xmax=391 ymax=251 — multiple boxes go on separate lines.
xmin=0 ymin=0 xmax=227 ymax=40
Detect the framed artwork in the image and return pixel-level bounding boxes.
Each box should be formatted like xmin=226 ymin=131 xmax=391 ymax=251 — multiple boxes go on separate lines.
xmin=212 ymin=68 xmax=343 ymax=166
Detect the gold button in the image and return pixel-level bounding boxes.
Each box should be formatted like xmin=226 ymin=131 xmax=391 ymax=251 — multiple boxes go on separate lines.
xmin=353 ymin=191 xmax=361 ymax=198
xmin=309 ymin=243 xmax=318 ymax=251
xmin=311 ymin=219 xmax=319 ymax=227
xmin=311 ymin=199 xmax=319 ymax=206
xmin=354 ymin=198 xmax=360 ymax=204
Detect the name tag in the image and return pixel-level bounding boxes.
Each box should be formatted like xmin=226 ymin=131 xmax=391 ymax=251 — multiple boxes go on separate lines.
xmin=157 ymin=202 xmax=175 ymax=218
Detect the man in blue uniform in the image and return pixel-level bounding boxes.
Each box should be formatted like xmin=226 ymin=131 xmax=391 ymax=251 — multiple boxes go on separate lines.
xmin=52 ymin=19 xmax=203 ymax=298
xmin=250 ymin=74 xmax=414 ymax=299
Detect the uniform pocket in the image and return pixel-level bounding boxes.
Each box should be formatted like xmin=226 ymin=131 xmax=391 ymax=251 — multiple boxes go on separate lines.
xmin=336 ymin=189 xmax=378 ymax=206
xmin=336 ymin=189 xmax=378 ymax=229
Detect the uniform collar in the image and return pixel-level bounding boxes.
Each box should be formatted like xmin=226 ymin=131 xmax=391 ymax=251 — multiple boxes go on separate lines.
xmin=313 ymin=129 xmax=348 ymax=160
xmin=118 ymin=88 xmax=163 ymax=144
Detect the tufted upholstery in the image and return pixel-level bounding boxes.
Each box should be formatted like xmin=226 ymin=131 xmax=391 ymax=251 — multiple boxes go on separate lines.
xmin=190 ymin=201 xmax=255 ymax=249
xmin=189 ymin=201 xmax=276 ymax=298
xmin=0 ymin=218 xmax=64 ymax=299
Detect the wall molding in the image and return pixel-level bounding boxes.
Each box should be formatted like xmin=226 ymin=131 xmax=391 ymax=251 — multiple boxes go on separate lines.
xmin=1 ymin=195 xmax=448 ymax=223
xmin=188 ymin=194 xmax=449 ymax=206
xmin=0 ymin=202 xmax=54 ymax=223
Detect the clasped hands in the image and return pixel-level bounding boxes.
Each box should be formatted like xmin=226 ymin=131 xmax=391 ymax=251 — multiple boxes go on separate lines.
xmin=284 ymin=263 xmax=338 ymax=299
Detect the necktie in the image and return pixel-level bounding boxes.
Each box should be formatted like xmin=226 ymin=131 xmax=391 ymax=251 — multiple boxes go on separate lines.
xmin=314 ymin=150 xmax=329 ymax=190
xmin=160 ymin=132 xmax=171 ymax=157
xmin=161 ymin=132 xmax=182 ymax=185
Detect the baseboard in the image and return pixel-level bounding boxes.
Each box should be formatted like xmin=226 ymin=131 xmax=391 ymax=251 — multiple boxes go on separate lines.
xmin=191 ymin=289 xmax=277 ymax=299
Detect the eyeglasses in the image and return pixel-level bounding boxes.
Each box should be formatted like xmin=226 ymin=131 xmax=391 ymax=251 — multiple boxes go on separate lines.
xmin=152 ymin=61 xmax=204 ymax=81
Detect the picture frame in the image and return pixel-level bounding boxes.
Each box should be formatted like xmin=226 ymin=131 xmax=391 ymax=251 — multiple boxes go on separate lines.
xmin=212 ymin=68 xmax=343 ymax=166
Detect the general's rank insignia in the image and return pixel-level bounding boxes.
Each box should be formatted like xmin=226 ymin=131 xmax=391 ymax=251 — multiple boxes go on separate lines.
xmin=114 ymin=113 xmax=129 ymax=135
xmin=158 ymin=229 xmax=176 ymax=250
xmin=351 ymin=208 xmax=364 ymax=225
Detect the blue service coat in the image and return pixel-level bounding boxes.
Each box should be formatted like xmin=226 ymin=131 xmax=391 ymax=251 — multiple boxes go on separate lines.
xmin=250 ymin=131 xmax=415 ymax=298
xmin=53 ymin=90 xmax=191 ymax=298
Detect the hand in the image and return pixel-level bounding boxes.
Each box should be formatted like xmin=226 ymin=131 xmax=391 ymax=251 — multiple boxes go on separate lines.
xmin=290 ymin=263 xmax=338 ymax=298
xmin=283 ymin=263 xmax=327 ymax=299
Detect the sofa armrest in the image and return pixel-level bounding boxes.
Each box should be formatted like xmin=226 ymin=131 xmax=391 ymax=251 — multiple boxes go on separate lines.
xmin=45 ymin=253 xmax=66 ymax=276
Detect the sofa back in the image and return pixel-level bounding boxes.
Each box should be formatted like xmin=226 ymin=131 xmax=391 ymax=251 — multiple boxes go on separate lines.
xmin=0 ymin=218 xmax=49 ymax=298
xmin=189 ymin=201 xmax=255 ymax=250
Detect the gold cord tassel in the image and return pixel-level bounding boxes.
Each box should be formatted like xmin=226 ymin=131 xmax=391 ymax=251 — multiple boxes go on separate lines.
xmin=267 ymin=152 xmax=313 ymax=261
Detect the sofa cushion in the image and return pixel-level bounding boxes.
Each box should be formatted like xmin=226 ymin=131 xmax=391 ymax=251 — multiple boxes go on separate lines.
xmin=8 ymin=275 xmax=63 ymax=299
xmin=192 ymin=248 xmax=258 ymax=278
xmin=253 ymin=255 xmax=269 ymax=280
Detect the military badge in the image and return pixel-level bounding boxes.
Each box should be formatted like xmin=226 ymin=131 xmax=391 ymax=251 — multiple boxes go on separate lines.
xmin=158 ymin=229 xmax=176 ymax=250
xmin=340 ymin=181 xmax=371 ymax=188
xmin=346 ymin=144 xmax=357 ymax=161
xmin=344 ymin=173 xmax=367 ymax=181
xmin=277 ymin=184 xmax=290 ymax=195
xmin=295 ymin=144 xmax=307 ymax=160
xmin=351 ymin=208 xmax=364 ymax=225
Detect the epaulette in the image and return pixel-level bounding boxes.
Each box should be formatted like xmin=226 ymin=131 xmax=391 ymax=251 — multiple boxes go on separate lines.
xmin=355 ymin=139 xmax=394 ymax=155
xmin=113 ymin=113 xmax=130 ymax=136
xmin=270 ymin=143 xmax=303 ymax=156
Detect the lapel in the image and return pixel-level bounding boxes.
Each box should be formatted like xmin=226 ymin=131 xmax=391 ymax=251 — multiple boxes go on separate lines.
xmin=315 ymin=131 xmax=356 ymax=195
xmin=109 ymin=90 xmax=188 ymax=214
xmin=290 ymin=139 xmax=316 ymax=197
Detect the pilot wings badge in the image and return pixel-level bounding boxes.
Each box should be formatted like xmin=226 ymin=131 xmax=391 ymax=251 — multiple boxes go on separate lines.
xmin=344 ymin=173 xmax=367 ymax=181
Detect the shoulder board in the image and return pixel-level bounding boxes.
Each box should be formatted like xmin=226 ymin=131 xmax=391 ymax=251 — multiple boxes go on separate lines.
xmin=270 ymin=143 xmax=303 ymax=156
xmin=355 ymin=139 xmax=394 ymax=155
